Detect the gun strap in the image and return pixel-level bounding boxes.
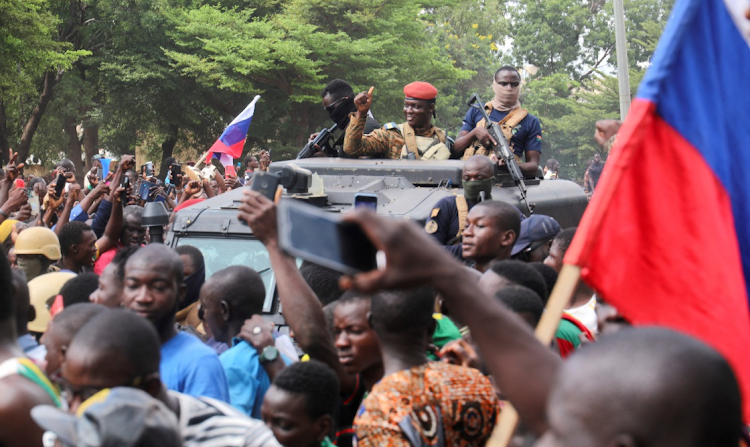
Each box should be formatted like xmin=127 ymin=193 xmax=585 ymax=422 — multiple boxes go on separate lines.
xmin=475 ymin=105 xmax=528 ymax=141
xmin=332 ymin=129 xmax=346 ymax=148
xmin=455 ymin=194 xmax=469 ymax=239
xmin=433 ymin=128 xmax=447 ymax=143
xmin=402 ymin=123 xmax=420 ymax=159
xmin=499 ymin=108 xmax=528 ymax=142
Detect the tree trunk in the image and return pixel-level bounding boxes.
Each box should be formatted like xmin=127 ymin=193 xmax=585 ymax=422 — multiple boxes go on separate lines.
xmin=17 ymin=69 xmax=64 ymax=165
xmin=64 ymin=116 xmax=84 ymax=185
xmin=0 ymin=100 xmax=9 ymax=165
xmin=158 ymin=124 xmax=179 ymax=180
xmin=83 ymin=125 xmax=99 ymax=172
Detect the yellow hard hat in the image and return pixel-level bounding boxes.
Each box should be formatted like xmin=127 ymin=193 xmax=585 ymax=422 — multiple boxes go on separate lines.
xmin=28 ymin=272 xmax=75 ymax=333
xmin=15 ymin=227 xmax=62 ymax=261
xmin=0 ymin=220 xmax=17 ymax=243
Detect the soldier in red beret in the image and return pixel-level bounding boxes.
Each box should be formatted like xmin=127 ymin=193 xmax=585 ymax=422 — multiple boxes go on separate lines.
xmin=343 ymin=82 xmax=452 ymax=160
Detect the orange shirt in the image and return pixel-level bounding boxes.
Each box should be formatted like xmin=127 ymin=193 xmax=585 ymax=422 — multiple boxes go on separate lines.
xmin=354 ymin=362 xmax=499 ymax=446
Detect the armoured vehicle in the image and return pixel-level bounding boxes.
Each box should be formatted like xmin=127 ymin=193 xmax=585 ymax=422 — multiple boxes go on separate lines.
xmin=166 ymin=158 xmax=587 ymax=323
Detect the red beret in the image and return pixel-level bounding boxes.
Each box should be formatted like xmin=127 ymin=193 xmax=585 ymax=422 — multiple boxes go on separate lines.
xmin=404 ymin=82 xmax=438 ymax=101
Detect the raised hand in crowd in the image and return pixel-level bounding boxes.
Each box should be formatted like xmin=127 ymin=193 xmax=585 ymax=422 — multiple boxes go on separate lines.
xmin=52 ymin=184 xmax=81 ymax=235
xmin=239 ymin=315 xmax=285 ymax=382
xmin=185 ymin=180 xmax=202 ymax=197
xmin=0 ymin=187 xmax=28 ymax=224
xmin=212 ymin=169 xmax=227 ymax=194
xmin=224 ymin=175 xmax=241 ymax=191
xmin=4 ymin=148 xmax=25 ymax=184
xmin=86 ymin=168 xmax=105 ymax=189
xmin=13 ymin=204 xmax=32 ymax=223
xmin=45 ymin=182 xmax=64 ymax=210
xmin=120 ymin=154 xmax=136 ymax=172
xmin=237 ymin=191 xmax=361 ymax=398
xmin=150 ymin=185 xmax=177 ymax=209
xmin=0 ymin=148 xmax=25 ymax=206
xmin=87 ymin=167 xmax=97 ymax=184
xmin=67 ymin=184 xmax=82 ymax=204
xmin=203 ymin=177 xmax=215 ymax=198
xmin=79 ymin=173 xmax=112 ymax=215
xmin=32 ymin=179 xmax=46 ymax=204
xmin=259 ymin=151 xmax=271 ymax=171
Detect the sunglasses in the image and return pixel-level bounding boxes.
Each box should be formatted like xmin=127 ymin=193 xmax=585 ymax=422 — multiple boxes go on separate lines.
xmin=324 ymin=96 xmax=349 ymax=112
xmin=497 ymin=81 xmax=520 ymax=88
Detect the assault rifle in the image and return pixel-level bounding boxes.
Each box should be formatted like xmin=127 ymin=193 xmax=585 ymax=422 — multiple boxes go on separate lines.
xmin=467 ymin=93 xmax=533 ymax=214
xmin=297 ymin=123 xmax=338 ymax=159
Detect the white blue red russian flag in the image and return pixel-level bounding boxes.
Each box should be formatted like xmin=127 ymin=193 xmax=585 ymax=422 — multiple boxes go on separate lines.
xmin=566 ymin=0 xmax=750 ymax=419
xmin=207 ymin=95 xmax=261 ymax=166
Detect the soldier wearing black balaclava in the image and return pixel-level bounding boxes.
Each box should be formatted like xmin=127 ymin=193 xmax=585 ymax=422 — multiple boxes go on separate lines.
xmin=312 ymin=79 xmax=381 ymax=158
xmin=424 ymin=155 xmax=496 ymax=260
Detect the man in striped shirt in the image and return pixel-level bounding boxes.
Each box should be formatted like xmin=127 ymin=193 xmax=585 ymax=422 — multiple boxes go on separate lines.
xmin=58 ymin=309 xmax=281 ymax=447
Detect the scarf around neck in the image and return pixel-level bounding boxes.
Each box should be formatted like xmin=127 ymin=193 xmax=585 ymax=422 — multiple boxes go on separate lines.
xmin=491 ymin=80 xmax=521 ymax=112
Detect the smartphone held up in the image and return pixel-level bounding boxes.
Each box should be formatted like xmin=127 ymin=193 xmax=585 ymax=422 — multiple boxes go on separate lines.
xmin=277 ymin=199 xmax=377 ymax=276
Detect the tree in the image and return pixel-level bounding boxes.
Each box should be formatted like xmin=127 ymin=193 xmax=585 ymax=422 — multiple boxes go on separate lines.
xmin=509 ymin=0 xmax=614 ymax=80
xmin=512 ymin=0 xmax=673 ymax=180
xmin=0 ymin=0 xmax=89 ymax=164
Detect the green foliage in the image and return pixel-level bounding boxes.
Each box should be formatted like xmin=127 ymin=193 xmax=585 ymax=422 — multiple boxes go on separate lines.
xmin=0 ymin=0 xmax=87 ymax=96
xmin=523 ymin=68 xmax=645 ymax=181
xmin=509 ymin=0 xmax=614 ymax=79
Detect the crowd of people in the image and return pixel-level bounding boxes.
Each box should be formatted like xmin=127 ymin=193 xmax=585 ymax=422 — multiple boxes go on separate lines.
xmin=0 ymin=68 xmax=744 ymax=447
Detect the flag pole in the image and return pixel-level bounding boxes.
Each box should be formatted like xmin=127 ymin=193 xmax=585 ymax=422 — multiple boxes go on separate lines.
xmin=194 ymin=151 xmax=209 ymax=169
xmin=487 ymin=264 xmax=582 ymax=446
xmin=613 ymin=0 xmax=631 ymax=119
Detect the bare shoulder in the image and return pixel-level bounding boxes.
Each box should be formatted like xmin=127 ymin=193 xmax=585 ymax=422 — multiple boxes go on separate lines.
xmin=0 ymin=376 xmax=55 ymax=447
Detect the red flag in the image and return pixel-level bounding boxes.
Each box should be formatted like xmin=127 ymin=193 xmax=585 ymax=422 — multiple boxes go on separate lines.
xmin=565 ymin=0 xmax=750 ymax=420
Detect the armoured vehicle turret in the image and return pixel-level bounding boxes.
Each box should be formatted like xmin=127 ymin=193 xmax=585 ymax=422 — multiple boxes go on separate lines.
xmin=166 ymin=158 xmax=587 ymax=323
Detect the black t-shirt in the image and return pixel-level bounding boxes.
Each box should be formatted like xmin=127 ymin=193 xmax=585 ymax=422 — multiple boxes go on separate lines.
xmin=588 ymin=161 xmax=604 ymax=188
xmin=334 ymin=375 xmax=367 ymax=447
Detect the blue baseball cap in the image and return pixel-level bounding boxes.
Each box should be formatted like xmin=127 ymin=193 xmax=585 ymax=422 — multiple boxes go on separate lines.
xmin=512 ymin=214 xmax=562 ymax=256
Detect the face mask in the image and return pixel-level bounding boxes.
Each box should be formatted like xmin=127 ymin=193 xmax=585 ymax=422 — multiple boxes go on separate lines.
xmin=180 ymin=262 xmax=206 ymax=310
xmin=17 ymin=257 xmax=44 ymax=281
xmin=327 ymin=97 xmax=355 ymax=126
xmin=463 ymin=178 xmax=494 ymax=203
xmin=491 ymin=80 xmax=521 ymax=112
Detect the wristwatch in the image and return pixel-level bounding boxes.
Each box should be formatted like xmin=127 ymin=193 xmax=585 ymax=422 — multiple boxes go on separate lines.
xmin=259 ymin=346 xmax=279 ymax=364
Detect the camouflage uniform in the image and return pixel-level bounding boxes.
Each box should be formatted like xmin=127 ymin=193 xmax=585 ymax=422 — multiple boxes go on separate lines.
xmin=343 ymin=113 xmax=445 ymax=159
